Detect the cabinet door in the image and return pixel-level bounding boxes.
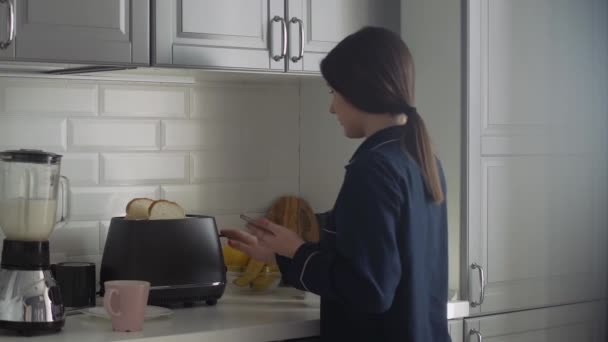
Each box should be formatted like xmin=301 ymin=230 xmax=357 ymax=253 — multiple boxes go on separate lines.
xmin=155 ymin=0 xmax=285 ymax=71
xmin=449 ymin=319 xmax=463 ymax=342
xmin=13 ymin=0 xmax=149 ymax=64
xmin=286 ymin=0 xmax=400 ymax=72
xmin=0 ymin=0 xmax=15 ymax=60
xmin=464 ymin=302 xmax=606 ymax=342
xmin=466 ymin=0 xmax=608 ymax=314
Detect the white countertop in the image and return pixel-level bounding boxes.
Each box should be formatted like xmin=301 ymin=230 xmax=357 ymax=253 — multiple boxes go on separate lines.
xmin=0 ymin=289 xmax=469 ymax=342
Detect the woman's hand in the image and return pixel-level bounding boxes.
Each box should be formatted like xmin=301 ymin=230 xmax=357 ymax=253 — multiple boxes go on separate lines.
xmin=220 ymin=228 xmax=277 ymax=264
xmin=221 ymin=217 xmax=305 ymax=261
xmin=248 ymin=218 xmax=306 ymax=258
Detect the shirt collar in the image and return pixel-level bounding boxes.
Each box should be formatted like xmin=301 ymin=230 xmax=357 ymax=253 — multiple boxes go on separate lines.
xmin=348 ymin=125 xmax=404 ymax=164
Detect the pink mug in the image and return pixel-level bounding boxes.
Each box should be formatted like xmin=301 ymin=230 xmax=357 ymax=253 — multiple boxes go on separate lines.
xmin=103 ymin=280 xmax=150 ymax=332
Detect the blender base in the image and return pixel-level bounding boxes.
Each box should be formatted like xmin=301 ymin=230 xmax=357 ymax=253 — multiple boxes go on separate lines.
xmin=0 ymin=268 xmax=65 ymax=335
xmin=0 ymin=320 xmax=65 ymax=336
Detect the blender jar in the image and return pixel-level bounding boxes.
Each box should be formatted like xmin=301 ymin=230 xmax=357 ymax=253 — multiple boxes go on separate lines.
xmin=0 ymin=150 xmax=69 ymax=241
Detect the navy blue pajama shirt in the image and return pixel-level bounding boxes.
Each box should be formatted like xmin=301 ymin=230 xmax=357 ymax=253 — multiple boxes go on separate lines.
xmin=277 ymin=126 xmax=450 ymax=342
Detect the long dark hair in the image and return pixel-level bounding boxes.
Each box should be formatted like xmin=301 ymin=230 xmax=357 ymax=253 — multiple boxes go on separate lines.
xmin=321 ymin=26 xmax=444 ymax=203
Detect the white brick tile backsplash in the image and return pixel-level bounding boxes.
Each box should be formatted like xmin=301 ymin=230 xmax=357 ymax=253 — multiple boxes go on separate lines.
xmin=50 ymin=221 xmax=100 ymax=257
xmin=1 ymin=79 xmax=97 ymax=116
xmin=100 ymin=84 xmax=188 ymax=118
xmin=162 ymin=120 xmax=201 ymax=150
xmin=162 ymin=119 xmax=267 ymax=151
xmin=61 ymin=153 xmax=100 ymax=185
xmin=101 ymin=153 xmax=188 ymax=185
xmin=0 ymin=77 xmax=346 ymax=277
xmin=70 ymin=186 xmax=160 ymax=221
xmin=191 ymin=151 xmax=268 ymax=182
xmin=162 ymin=180 xmax=298 ymax=215
xmin=192 ymin=85 xmax=271 ymax=118
xmin=0 ymin=117 xmax=66 ymax=151
xmin=69 ymin=119 xmax=160 ymax=151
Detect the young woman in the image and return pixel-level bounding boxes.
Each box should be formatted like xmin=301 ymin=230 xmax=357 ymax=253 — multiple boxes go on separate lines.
xmin=222 ymin=27 xmax=450 ymax=342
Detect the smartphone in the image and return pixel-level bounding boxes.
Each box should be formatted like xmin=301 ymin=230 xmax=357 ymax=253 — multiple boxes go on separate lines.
xmin=239 ymin=214 xmax=269 ymax=231
xmin=239 ymin=214 xmax=257 ymax=225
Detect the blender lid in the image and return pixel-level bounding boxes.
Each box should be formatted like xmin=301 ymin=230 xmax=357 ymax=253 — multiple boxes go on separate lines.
xmin=0 ymin=149 xmax=63 ymax=164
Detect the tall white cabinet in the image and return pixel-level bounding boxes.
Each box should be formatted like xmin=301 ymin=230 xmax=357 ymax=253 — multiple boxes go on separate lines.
xmin=466 ymin=0 xmax=607 ymax=316
xmin=403 ymin=0 xmax=608 ymax=340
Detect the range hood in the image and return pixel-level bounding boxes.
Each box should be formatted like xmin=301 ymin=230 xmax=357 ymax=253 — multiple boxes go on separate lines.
xmin=0 ymin=61 xmax=137 ymax=76
xmin=41 ymin=65 xmax=137 ymax=75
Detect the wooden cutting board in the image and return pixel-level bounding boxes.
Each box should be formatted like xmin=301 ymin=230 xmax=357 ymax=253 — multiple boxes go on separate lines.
xmin=266 ymin=196 xmax=320 ymax=243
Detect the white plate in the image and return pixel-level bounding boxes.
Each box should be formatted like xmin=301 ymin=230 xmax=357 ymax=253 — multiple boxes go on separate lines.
xmin=79 ymin=305 xmax=173 ymax=320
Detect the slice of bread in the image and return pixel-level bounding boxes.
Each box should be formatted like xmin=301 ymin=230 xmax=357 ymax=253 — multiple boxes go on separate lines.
xmin=125 ymin=198 xmax=154 ymax=220
xmin=148 ymin=200 xmax=186 ymax=220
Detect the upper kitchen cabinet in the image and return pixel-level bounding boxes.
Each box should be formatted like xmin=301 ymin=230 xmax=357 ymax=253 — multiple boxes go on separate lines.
xmin=0 ymin=0 xmax=15 ymax=59
xmin=0 ymin=0 xmax=150 ymax=65
xmin=285 ymin=0 xmax=400 ymax=72
xmin=154 ymin=0 xmax=286 ymax=71
xmin=154 ymin=0 xmax=400 ymax=73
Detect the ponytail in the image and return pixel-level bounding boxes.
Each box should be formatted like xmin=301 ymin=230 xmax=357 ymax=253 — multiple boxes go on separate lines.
xmin=401 ymin=106 xmax=444 ymax=203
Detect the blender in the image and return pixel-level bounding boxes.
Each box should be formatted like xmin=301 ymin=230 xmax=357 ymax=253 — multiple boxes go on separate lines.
xmin=0 ymin=149 xmax=69 ymax=334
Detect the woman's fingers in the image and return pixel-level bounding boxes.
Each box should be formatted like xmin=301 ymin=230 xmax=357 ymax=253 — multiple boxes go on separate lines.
xmin=220 ymin=228 xmax=258 ymax=245
xmin=227 ymin=239 xmax=256 ymax=256
xmin=245 ymin=223 xmax=273 ymax=241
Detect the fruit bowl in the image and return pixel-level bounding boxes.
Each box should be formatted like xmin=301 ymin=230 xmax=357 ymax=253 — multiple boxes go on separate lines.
xmin=225 ymin=265 xmax=282 ymax=294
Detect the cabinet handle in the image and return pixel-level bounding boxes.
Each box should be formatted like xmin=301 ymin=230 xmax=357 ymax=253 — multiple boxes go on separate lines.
xmin=271 ymin=16 xmax=287 ymax=61
xmin=469 ymin=329 xmax=483 ymax=342
xmin=470 ymin=263 xmax=485 ymax=307
xmin=0 ymin=0 xmax=15 ymax=50
xmin=290 ymin=17 xmax=304 ymax=62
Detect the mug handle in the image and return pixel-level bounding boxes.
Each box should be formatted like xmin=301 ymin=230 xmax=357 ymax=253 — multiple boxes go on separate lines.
xmin=103 ymin=288 xmax=122 ymax=317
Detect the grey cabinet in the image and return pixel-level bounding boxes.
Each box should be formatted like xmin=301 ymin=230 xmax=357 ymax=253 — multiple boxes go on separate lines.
xmin=448 ymin=319 xmax=463 ymax=341
xmin=154 ymin=0 xmax=286 ymax=71
xmin=285 ymin=0 xmax=400 ymax=72
xmin=465 ymin=0 xmax=608 ymax=315
xmin=0 ymin=0 xmax=15 ymax=59
xmin=155 ymin=0 xmax=400 ymax=72
xmin=463 ymin=302 xmax=606 ymax=342
xmin=0 ymin=0 xmax=149 ymax=64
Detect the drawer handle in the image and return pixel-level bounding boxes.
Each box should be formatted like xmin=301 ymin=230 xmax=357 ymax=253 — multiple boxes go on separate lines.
xmin=470 ymin=329 xmax=484 ymax=342
xmin=271 ymin=16 xmax=287 ymax=61
xmin=470 ymin=263 xmax=485 ymax=307
xmin=0 ymin=0 xmax=15 ymax=50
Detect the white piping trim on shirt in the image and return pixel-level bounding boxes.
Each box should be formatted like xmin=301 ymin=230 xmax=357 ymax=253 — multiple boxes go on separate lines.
xmin=370 ymin=138 xmax=400 ymax=150
xmin=348 ymin=139 xmax=401 ymax=165
xmin=299 ymin=251 xmax=320 ymax=292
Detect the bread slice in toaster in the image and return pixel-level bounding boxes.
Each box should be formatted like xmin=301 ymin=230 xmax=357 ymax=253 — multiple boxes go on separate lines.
xmin=148 ymin=200 xmax=186 ymax=220
xmin=125 ymin=198 xmax=154 ymax=220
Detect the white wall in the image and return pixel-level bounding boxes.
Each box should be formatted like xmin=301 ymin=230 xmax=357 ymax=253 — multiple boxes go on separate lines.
xmin=401 ymin=0 xmax=463 ymax=291
xmin=0 ymin=76 xmax=302 ymax=280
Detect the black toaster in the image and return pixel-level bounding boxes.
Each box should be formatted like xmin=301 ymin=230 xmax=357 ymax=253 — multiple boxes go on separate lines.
xmin=100 ymin=215 xmax=226 ymax=306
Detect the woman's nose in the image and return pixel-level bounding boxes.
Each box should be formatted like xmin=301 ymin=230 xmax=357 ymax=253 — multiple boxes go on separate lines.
xmin=329 ymin=103 xmax=336 ymax=114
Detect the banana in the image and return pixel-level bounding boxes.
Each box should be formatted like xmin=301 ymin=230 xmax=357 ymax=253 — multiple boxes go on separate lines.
xmin=233 ymin=259 xmax=265 ymax=287
xmin=251 ymin=272 xmax=280 ymax=291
